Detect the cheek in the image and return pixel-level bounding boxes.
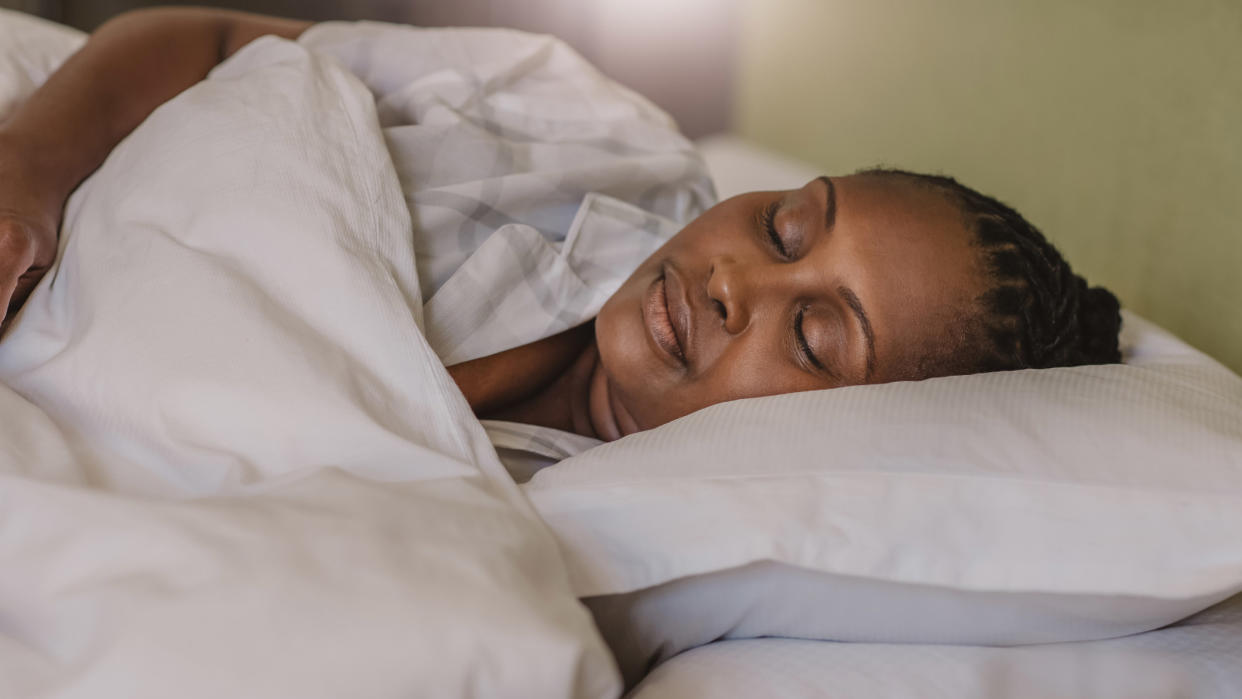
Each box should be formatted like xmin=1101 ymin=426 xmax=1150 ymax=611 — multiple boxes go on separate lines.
xmin=612 ymin=340 xmax=823 ymax=432
xmin=595 ymin=295 xmax=696 ymax=431
xmin=694 ymin=337 xmax=831 ymax=407
xmin=594 ymin=285 xmax=669 ymax=418
xmin=594 ymin=290 xmax=644 ymax=379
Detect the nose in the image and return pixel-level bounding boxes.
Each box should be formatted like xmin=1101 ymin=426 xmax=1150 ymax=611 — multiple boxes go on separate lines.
xmin=707 ymin=256 xmax=763 ymax=334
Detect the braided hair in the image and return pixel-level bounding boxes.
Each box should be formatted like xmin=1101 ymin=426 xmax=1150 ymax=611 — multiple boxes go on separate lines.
xmin=859 ymin=168 xmax=1122 ymax=375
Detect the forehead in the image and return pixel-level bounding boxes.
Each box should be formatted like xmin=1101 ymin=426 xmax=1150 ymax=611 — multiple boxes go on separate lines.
xmin=833 ymin=173 xmax=971 ymax=247
xmin=829 ymin=174 xmax=986 ymax=378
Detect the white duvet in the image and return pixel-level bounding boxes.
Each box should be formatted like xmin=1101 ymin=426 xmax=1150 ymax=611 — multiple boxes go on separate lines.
xmin=0 ymin=11 xmax=618 ymax=698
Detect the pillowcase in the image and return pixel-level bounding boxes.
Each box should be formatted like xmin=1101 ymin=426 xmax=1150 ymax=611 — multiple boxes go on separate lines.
xmin=523 ymin=311 xmax=1242 ymax=686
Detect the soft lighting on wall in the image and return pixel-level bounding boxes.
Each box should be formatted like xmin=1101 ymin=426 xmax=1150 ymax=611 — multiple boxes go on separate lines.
xmin=592 ymin=0 xmax=734 ymax=43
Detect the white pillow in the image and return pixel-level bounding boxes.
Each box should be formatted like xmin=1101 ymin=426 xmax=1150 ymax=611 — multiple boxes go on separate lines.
xmin=524 ymin=312 xmax=1242 ymax=686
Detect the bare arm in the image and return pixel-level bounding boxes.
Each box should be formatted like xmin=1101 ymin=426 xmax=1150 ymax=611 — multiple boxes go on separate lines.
xmin=0 ymin=7 xmax=312 ymax=329
xmin=2 ymin=7 xmax=312 ymax=215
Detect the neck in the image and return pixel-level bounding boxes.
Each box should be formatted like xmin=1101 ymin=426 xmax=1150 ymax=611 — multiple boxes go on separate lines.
xmin=484 ymin=338 xmax=601 ymax=438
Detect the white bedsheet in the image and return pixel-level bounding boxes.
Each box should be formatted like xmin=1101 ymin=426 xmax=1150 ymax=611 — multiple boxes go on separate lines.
xmin=628 ymin=590 xmax=1242 ymax=698
xmin=0 ymin=11 xmax=618 ymax=698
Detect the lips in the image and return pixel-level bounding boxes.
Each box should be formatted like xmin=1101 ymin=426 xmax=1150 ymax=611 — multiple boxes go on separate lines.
xmin=644 ymin=272 xmax=687 ymax=365
xmin=662 ymin=263 xmax=692 ymax=358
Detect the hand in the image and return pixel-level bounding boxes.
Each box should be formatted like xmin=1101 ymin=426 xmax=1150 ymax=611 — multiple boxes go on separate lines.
xmin=0 ymin=127 xmax=65 ymax=334
xmin=0 ymin=209 xmax=57 ymax=333
xmin=0 ymin=137 xmax=61 ymax=333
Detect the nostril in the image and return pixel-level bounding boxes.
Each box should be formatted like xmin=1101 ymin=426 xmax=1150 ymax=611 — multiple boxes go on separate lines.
xmin=713 ymin=299 xmax=727 ymax=320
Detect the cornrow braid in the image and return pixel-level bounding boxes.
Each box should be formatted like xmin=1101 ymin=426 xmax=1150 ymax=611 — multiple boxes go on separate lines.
xmin=859 ymin=168 xmax=1122 ymax=373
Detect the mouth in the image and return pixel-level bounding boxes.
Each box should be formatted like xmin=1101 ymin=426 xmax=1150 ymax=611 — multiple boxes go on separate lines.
xmin=643 ymin=267 xmax=688 ymax=366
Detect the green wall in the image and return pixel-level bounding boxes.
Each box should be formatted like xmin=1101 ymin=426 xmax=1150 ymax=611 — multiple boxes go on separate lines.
xmin=735 ymin=0 xmax=1242 ymax=371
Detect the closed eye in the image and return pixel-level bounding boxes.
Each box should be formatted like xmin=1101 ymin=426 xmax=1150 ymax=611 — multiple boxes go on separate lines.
xmin=795 ymin=306 xmax=826 ymax=372
xmin=760 ymin=200 xmax=789 ymax=258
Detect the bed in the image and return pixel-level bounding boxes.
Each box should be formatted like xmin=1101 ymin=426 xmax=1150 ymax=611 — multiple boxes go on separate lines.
xmin=614 ymin=133 xmax=1242 ymax=699
xmin=2 ymin=9 xmax=1241 ymax=698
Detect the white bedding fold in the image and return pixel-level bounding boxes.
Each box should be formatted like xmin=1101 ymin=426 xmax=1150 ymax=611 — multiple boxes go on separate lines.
xmin=0 ymin=15 xmax=619 ymax=697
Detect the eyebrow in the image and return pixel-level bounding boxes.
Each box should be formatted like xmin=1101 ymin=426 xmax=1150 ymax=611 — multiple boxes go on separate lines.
xmin=817 ymin=176 xmax=875 ymax=381
xmin=809 ymin=175 xmax=879 ymax=382
xmin=817 ymin=175 xmax=837 ymax=230
xmin=837 ymin=285 xmax=877 ymax=382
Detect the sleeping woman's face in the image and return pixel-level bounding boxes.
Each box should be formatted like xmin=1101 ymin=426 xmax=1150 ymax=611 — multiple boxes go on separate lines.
xmin=588 ymin=174 xmax=990 ymax=440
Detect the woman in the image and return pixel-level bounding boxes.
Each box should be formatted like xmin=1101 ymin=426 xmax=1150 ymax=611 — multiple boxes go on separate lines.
xmin=0 ymin=8 xmax=1121 ymax=447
